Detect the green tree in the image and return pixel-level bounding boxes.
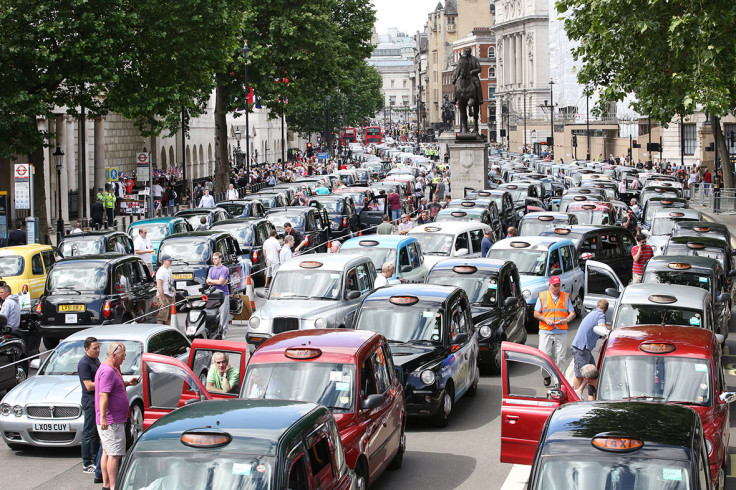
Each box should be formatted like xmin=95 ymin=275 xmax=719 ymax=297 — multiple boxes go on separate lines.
xmin=557 ymin=0 xmax=736 ymax=187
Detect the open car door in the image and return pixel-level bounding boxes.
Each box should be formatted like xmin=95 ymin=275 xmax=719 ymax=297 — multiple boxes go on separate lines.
xmin=501 ymin=342 xmax=579 ymax=465
xmin=583 ymin=260 xmax=623 ymax=322
xmin=185 ymin=339 xmax=248 ymax=403
xmin=141 ymin=353 xmax=212 ymax=430
xmin=359 ymin=196 xmax=387 ymax=232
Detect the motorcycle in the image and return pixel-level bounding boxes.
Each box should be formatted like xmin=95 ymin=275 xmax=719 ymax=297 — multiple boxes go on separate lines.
xmin=179 ymin=285 xmax=228 ymax=341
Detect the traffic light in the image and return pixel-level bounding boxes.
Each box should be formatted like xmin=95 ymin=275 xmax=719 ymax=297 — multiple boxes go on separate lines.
xmin=572 ymin=135 xmax=578 ymax=147
xmin=633 ymin=140 xmax=641 ymax=148
xmin=306 ymin=142 xmax=313 ymax=157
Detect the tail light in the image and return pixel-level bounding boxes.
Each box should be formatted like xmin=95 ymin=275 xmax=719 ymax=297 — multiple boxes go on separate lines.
xmin=202 ymin=295 xmax=208 ymax=301
xmin=342 ymin=217 xmax=348 ymax=228
xmin=21 ymin=284 xmax=28 ymax=293
xmin=252 ymin=250 xmax=258 ymax=263
xmin=103 ymin=300 xmax=112 ymax=318
xmin=303 ymin=236 xmax=309 ymax=246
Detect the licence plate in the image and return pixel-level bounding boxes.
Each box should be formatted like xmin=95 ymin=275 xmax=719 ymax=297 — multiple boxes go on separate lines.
xmin=173 ymin=273 xmax=193 ymax=280
xmin=65 ymin=314 xmax=78 ymax=324
xmin=32 ymin=423 xmax=69 ymax=432
xmin=58 ymin=304 xmax=85 ymax=312
xmin=176 ymin=281 xmax=187 ymax=290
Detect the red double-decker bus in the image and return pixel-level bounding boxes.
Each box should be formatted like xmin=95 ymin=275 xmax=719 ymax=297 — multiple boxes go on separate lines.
xmin=364 ymin=126 xmax=382 ymax=145
xmin=341 ymin=127 xmax=357 ymax=146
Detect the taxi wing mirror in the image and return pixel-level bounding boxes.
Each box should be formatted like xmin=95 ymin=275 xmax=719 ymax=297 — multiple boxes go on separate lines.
xmin=30 ymin=359 xmax=41 ymax=370
xmin=400 ymin=265 xmax=412 ymax=273
xmin=256 ymin=290 xmax=267 ymax=299
xmin=716 ymin=333 xmax=725 ymax=344
xmin=718 ymin=293 xmax=730 ymax=303
xmin=719 ymin=392 xmax=736 ymax=404
xmin=346 ymin=290 xmax=361 ymax=300
xmin=454 ymin=248 xmax=469 ymax=257
xmin=550 ymin=268 xmax=562 ymax=276
xmin=593 ymin=325 xmax=610 ymax=338
xmin=604 ymin=288 xmax=621 ymax=298
xmin=640 ymin=229 xmax=650 ymax=237
xmin=503 ymin=297 xmax=518 ymax=307
xmin=361 ymin=394 xmax=384 ymax=411
xmin=451 ymin=332 xmax=469 ymax=345
xmin=547 ymin=389 xmax=565 ymax=402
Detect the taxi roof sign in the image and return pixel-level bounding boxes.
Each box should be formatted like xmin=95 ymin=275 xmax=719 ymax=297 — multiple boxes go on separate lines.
xmin=451 ymin=211 xmax=467 ymax=217
xmin=686 ymin=242 xmax=706 ymax=250
xmin=424 ymin=226 xmax=442 ymax=232
xmin=285 ymin=348 xmax=322 ymax=360
xmin=592 ymin=436 xmax=644 ymax=452
xmin=300 ymin=261 xmax=324 ymax=268
xmin=538 ymin=216 xmax=554 ymax=221
xmin=478 ymin=191 xmax=491 ymax=196
xmin=461 ymin=201 xmax=476 ymax=207
xmin=639 ymin=342 xmax=677 ymax=354
xmin=554 ymin=228 xmax=571 ymax=235
xmin=510 ymin=241 xmax=531 ymax=248
xmin=506 ymin=184 xmax=518 ymax=189
xmin=181 ymin=430 xmax=232 ymax=448
xmin=358 ymin=240 xmax=379 ymax=247
xmin=389 ymin=296 xmax=419 ymax=305
xmin=693 ymin=226 xmax=711 ymax=232
xmin=648 ymin=294 xmax=677 ymax=304
xmin=452 ymin=265 xmax=478 ymax=274
xmin=668 ymin=263 xmax=691 ymax=270
xmin=669 ymin=212 xmax=685 ymax=217
xmin=582 ymin=204 xmax=597 ymax=210
xmin=660 ymin=200 xmax=674 ymax=204
xmin=574 ymin=196 xmax=587 ymax=201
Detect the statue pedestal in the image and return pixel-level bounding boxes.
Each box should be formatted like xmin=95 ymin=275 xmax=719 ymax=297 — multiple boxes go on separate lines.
xmin=446 ymin=136 xmax=488 ymax=199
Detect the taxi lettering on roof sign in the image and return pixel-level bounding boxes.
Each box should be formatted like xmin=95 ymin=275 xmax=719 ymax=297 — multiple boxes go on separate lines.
xmin=669 ymin=212 xmax=685 ymax=217
xmin=668 ymin=262 xmax=691 ymax=270
xmin=451 ymin=211 xmax=467 ymax=217
xmin=389 ymin=296 xmax=419 ymax=305
xmin=693 ymin=226 xmax=711 ymax=232
xmin=452 ymin=266 xmax=477 ymax=274
xmin=538 ymin=215 xmax=554 ymax=221
xmin=358 ymin=240 xmax=379 ymax=247
xmin=180 ymin=431 xmax=232 ymax=448
xmin=686 ymin=242 xmax=706 ymax=249
xmin=648 ymin=294 xmax=677 ymax=304
xmin=424 ymin=226 xmax=441 ymax=232
xmin=574 ymin=195 xmax=587 ymax=201
xmin=554 ymin=228 xmax=571 ymax=235
xmin=510 ymin=241 xmax=530 ymax=248
xmin=639 ymin=342 xmax=677 ymax=354
xmin=461 ymin=202 xmax=476 ymax=207
xmin=592 ymin=437 xmax=644 ymax=452
xmin=506 ymin=185 xmax=518 ymax=189
xmin=299 ymin=261 xmax=323 ymax=268
xmin=284 ymin=348 xmax=322 ymax=359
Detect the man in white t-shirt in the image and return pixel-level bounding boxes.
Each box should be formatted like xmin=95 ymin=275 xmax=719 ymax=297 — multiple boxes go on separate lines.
xmin=263 ymin=229 xmax=281 ymax=289
xmin=198 ymin=189 xmax=215 ymax=208
xmin=279 ymin=235 xmax=295 ymax=264
xmin=134 ymin=228 xmax=155 ymax=275
xmin=226 ymin=184 xmax=238 ymax=200
xmin=373 ymin=262 xmax=395 ymax=288
xmin=155 ymin=256 xmax=175 ymax=325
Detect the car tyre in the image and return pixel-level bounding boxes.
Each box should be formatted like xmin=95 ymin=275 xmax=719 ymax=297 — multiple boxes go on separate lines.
xmin=433 ymin=383 xmax=453 ymax=427
xmin=43 ymin=337 xmax=59 ymax=349
xmin=388 ymin=422 xmax=405 ymax=470
xmin=355 ymin=460 xmax=368 ymax=490
xmin=466 ymin=368 xmax=480 ymax=397
xmin=487 ymin=348 xmax=502 ymax=375
xmin=125 ymin=403 xmax=144 ymax=449
xmin=573 ymin=290 xmax=583 ymax=318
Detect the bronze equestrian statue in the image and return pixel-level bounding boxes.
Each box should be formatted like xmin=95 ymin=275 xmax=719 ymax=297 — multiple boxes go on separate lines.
xmin=452 ymin=47 xmax=483 ymax=134
xmin=441 ymin=94 xmax=454 ymax=132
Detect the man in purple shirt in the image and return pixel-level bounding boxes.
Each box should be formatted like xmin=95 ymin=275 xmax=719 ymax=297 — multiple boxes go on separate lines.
xmin=207 ymin=251 xmax=231 ymax=335
xmin=96 ymin=342 xmax=139 ymax=490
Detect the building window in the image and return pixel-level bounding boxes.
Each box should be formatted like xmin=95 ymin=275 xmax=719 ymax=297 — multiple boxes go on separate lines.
xmin=403 ymin=80 xmax=407 ymax=88
xmin=448 ymin=16 xmax=455 ymax=25
xmin=726 ymin=124 xmax=736 ymax=154
xmin=489 ymin=67 xmax=495 ymax=78
xmin=683 ymin=123 xmax=696 ymax=155
xmin=488 ymin=47 xmax=495 ymax=59
xmin=391 ymin=80 xmax=394 ymax=88
xmin=488 ymin=87 xmax=495 ymax=99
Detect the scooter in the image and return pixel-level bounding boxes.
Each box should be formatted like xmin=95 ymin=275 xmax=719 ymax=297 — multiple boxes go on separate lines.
xmin=180 ymin=285 xmax=226 ymax=341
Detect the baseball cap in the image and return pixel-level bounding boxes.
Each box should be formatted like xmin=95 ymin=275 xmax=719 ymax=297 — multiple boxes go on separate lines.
xmin=160 ymin=255 xmax=173 ymax=262
xmin=549 ymin=276 xmax=561 ymax=285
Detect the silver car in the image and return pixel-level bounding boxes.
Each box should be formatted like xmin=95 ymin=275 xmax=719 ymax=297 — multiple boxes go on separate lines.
xmin=247 ymin=254 xmax=376 ymax=351
xmin=0 ymin=324 xmax=190 ymax=449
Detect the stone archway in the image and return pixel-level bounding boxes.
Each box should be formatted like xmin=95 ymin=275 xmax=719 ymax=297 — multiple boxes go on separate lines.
xmin=168 ymin=147 xmax=175 ymax=170
xmin=160 ymin=148 xmax=167 ymax=170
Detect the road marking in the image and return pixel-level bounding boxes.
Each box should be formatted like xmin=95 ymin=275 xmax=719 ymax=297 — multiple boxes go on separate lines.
xmin=501 ymin=464 xmax=531 ymax=490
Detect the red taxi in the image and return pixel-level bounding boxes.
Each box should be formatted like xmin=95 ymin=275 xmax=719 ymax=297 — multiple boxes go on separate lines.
xmin=500 ymin=325 xmax=736 ymax=488
xmin=566 ymin=201 xmax=615 ymax=226
xmin=243 ymin=329 xmax=406 ymax=490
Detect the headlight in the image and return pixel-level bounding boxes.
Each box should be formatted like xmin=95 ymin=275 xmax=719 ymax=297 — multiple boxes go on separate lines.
xmin=706 ymin=438 xmax=713 ymax=455
xmin=12 ymin=405 xmax=23 ymax=417
xmin=314 ymin=318 xmax=327 ymax=328
xmin=0 ymin=403 xmax=10 ymax=416
xmin=523 ymin=289 xmax=531 ymax=300
xmin=249 ymin=316 xmax=261 ymax=329
xmin=419 ymin=370 xmax=436 ymax=386
xmin=479 ymin=326 xmax=492 ymax=338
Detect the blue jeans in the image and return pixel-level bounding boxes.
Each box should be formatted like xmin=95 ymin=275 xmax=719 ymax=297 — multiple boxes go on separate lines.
xmin=81 ymin=399 xmax=99 ymax=466
xmin=391 ymin=208 xmax=401 ymax=221
xmin=95 ymin=445 xmax=102 ymax=479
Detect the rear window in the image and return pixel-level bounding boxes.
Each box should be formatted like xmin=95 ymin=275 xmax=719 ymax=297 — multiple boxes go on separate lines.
xmin=0 ymin=256 xmax=24 ymax=276
xmin=48 ymin=264 xmax=107 ymax=292
xmin=61 ymin=238 xmax=104 ymax=257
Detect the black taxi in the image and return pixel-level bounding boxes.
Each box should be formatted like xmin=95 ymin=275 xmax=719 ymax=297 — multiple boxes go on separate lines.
xmin=425 ymin=259 xmax=527 ymax=373
xmin=175 ymin=207 xmax=231 ymax=229
xmin=59 ymin=231 xmax=133 ymax=257
xmin=353 ymin=285 xmax=479 ymax=427
xmin=36 ymin=254 xmax=156 ymax=348
xmin=156 ymin=231 xmax=250 ymax=295
xmin=522 ymin=402 xmax=713 ymax=489
xmin=118 ymin=399 xmax=357 ymax=490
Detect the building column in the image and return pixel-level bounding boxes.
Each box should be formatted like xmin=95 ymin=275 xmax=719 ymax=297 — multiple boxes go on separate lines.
xmin=516 ymin=35 xmax=522 ymax=87
xmin=504 ymin=36 xmax=510 ymax=88
xmin=55 ymin=115 xmax=70 ymax=222
xmin=94 ymin=117 xmax=106 ymax=192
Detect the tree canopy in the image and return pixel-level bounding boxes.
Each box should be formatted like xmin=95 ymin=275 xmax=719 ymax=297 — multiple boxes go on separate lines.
xmin=557 ymin=0 xmax=736 ymax=185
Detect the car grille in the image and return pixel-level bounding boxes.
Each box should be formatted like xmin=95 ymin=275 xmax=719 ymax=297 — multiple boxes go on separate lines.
xmin=26 ymin=405 xmax=81 ymax=419
xmin=273 ymin=317 xmax=300 ymax=334
xmin=29 ymin=431 xmax=76 ymax=443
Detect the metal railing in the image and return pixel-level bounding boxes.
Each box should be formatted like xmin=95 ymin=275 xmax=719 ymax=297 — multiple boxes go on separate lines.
xmin=707 ymin=188 xmax=736 ymax=214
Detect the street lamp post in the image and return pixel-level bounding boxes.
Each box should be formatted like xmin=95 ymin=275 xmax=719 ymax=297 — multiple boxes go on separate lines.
xmin=239 ymin=45 xmax=252 ymax=194
xmin=390 ymin=99 xmax=395 ymax=133
xmin=54 ymin=145 xmax=65 ymax=244
xmin=549 ymin=80 xmax=555 ymax=160
xmin=234 ymin=129 xmax=242 ymax=178
xmin=324 ymin=95 xmax=331 ymax=156
xmin=522 ymin=89 xmax=527 ymax=152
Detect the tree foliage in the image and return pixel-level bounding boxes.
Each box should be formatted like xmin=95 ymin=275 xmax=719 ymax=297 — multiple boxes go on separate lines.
xmin=557 ymin=0 xmax=736 ymax=185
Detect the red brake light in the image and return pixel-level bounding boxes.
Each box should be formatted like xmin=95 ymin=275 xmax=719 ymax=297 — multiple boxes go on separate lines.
xmin=303 ymin=236 xmax=309 ymax=246
xmin=253 ymin=250 xmax=259 ymax=263
xmin=103 ymin=300 xmax=112 ymax=318
xmin=342 ymin=217 xmax=348 ymax=227
xmin=202 ymin=295 xmax=208 ymax=301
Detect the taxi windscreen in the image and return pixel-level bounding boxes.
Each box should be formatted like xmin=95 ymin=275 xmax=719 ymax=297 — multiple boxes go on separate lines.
xmin=219 ymin=203 xmax=247 ymax=217
xmin=534 ymin=457 xmax=692 ymax=490
xmin=183 ymin=214 xmax=209 ymax=230
xmin=242 ymin=363 xmax=355 ymax=412
xmin=213 ymin=225 xmax=254 ymax=247
xmin=598 ymin=356 xmax=711 ymax=406
xmin=41 ymin=340 xmax=143 ymax=376
xmin=520 ymin=220 xmax=563 ymax=236
xmin=314 ymin=200 xmax=343 ymax=213
xmin=61 ymin=238 xmax=104 ymax=257
xmin=269 ymin=271 xmax=341 ymax=300
xmin=568 ymin=210 xmax=611 ymax=225
xmin=412 ymin=233 xmax=455 ymax=255
xmin=158 ymin=239 xmax=210 ymax=263
xmin=129 ymin=224 xmax=168 ymax=242
xmin=642 ymin=271 xmax=711 ymax=292
xmin=665 ymin=246 xmax=725 ymax=269
xmin=267 ymin=214 xmax=305 ymax=229
xmin=0 ymin=256 xmax=23 ymax=276
xmin=356 ymin=306 xmax=443 ymax=343
xmin=614 ymin=305 xmax=703 ymax=329
xmin=120 ymin=453 xmax=273 ymax=490
xmin=426 ymin=274 xmax=499 ymax=306
xmin=339 ymin=247 xmax=396 ymax=270
xmin=487 ymin=249 xmax=547 ymax=276
xmin=48 ymin=264 xmax=107 ymax=292
xmin=651 ymin=217 xmax=694 ymax=236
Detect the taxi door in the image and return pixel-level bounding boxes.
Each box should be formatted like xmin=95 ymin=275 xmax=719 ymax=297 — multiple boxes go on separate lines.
xmin=184 ymin=339 xmax=249 ymax=403
xmin=584 ymin=260 xmax=623 ymax=322
xmin=141 ymin=353 xmax=212 ymax=430
xmin=501 ymin=342 xmax=579 ymax=465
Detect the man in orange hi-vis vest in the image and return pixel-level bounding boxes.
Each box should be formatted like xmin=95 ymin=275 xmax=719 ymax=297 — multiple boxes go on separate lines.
xmin=533 ymin=276 xmax=576 ymax=387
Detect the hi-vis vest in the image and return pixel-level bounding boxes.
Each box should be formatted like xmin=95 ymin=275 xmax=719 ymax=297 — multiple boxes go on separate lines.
xmin=104 ymin=192 xmax=116 ymax=209
xmin=538 ymin=290 xmax=570 ymax=331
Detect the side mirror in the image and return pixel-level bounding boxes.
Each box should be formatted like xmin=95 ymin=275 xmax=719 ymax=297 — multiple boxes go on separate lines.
xmin=604 ymin=288 xmax=621 ymax=298
xmin=360 ymin=393 xmax=385 ymax=411
xmin=640 ymin=229 xmax=650 ymax=237
xmin=401 ymin=265 xmax=412 ymax=273
xmin=346 ymin=290 xmax=361 ymax=300
xmin=256 ymin=290 xmax=267 ymax=299
xmin=454 ymin=248 xmax=469 ymax=257
xmin=547 ymin=389 xmax=565 ymax=401
xmin=30 ymin=359 xmax=41 ymax=370
xmin=718 ymin=293 xmax=730 ymax=303
xmin=451 ymin=332 xmax=469 ymax=345
xmin=503 ymin=297 xmax=518 ymax=307
xmin=550 ymin=268 xmax=562 ymax=276
xmin=716 ymin=333 xmax=725 ymax=344
xmin=719 ymin=391 xmax=736 ymax=404
xmin=593 ymin=324 xmax=610 ymax=337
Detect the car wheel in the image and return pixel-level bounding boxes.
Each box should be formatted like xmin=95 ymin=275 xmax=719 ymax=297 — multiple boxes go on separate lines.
xmin=488 ymin=348 xmax=502 ymax=375
xmin=126 ymin=403 xmax=144 ymax=449
xmin=433 ymin=384 xmax=453 ymax=427
xmin=573 ymin=290 xmax=584 ymax=318
xmin=43 ymin=337 xmax=59 ymax=349
xmin=15 ymin=362 xmax=28 ymax=386
xmin=354 ymin=460 xmax=368 ymax=490
xmin=388 ymin=422 xmax=405 ymax=470
xmin=466 ymin=368 xmax=480 ymax=397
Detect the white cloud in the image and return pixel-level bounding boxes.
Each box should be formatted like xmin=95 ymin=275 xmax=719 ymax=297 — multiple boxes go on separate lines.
xmin=372 ymin=0 xmax=432 ymax=35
